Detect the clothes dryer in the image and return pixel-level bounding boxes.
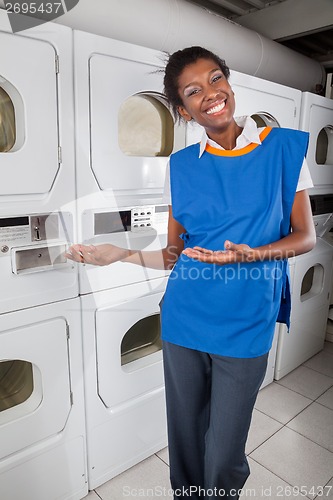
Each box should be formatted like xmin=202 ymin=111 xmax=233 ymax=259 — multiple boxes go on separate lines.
xmin=0 ymin=12 xmax=78 ymax=313
xmin=185 ymin=69 xmax=302 ymax=145
xmin=81 ymin=278 xmax=167 ymax=489
xmin=300 ymin=92 xmax=333 ymax=193
xmin=73 ymin=30 xmax=185 ymax=243
xmin=275 ymin=194 xmax=333 ymax=379
xmin=0 ymin=298 xmax=87 ymax=500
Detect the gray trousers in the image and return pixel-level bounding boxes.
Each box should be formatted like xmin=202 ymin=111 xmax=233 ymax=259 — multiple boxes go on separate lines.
xmin=162 ymin=341 xmax=268 ymax=499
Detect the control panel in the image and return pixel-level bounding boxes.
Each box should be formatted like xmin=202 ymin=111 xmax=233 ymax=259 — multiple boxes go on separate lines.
xmin=0 ymin=212 xmax=72 ymax=274
xmin=93 ymin=205 xmax=169 ymax=236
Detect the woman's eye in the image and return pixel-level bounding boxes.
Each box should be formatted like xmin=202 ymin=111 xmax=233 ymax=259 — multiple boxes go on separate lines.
xmin=186 ymin=88 xmax=200 ymax=97
xmin=212 ymin=74 xmax=223 ymax=83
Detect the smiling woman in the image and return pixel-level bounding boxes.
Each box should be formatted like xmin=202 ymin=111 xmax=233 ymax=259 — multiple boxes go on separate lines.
xmin=175 ymin=57 xmax=242 ymax=148
xmin=66 ymin=46 xmax=316 ymax=500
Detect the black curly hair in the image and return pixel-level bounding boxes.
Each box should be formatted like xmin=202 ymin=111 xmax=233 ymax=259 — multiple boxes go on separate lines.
xmin=163 ymin=46 xmax=230 ymax=121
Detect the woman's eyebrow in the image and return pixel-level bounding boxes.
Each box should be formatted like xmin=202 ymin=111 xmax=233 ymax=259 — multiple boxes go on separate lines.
xmin=182 ymin=68 xmax=222 ymax=91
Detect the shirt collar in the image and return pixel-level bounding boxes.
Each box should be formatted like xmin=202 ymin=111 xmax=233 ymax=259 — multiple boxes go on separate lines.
xmin=198 ymin=116 xmax=263 ymax=158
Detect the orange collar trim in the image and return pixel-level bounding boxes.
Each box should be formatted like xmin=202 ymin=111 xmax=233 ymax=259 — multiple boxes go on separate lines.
xmin=204 ymin=127 xmax=272 ymax=157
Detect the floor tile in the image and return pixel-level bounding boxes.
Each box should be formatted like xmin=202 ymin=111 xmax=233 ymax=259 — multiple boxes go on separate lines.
xmin=245 ymin=409 xmax=282 ymax=454
xmin=95 ymin=454 xmax=172 ymax=500
xmin=317 ymin=386 xmax=333 ymax=410
xmin=303 ymin=351 xmax=333 ymax=379
xmin=322 ymin=478 xmax=333 ymax=499
xmin=250 ymin=427 xmax=333 ymax=498
xmin=156 ymin=447 xmax=169 ymax=466
xmin=276 ymin=365 xmax=333 ymax=400
xmin=83 ymin=492 xmax=101 ymax=500
xmin=287 ymin=402 xmax=333 ymax=452
xmin=324 ymin=341 xmax=333 ymax=355
xmin=255 ymin=382 xmax=312 ymax=424
xmin=244 ymin=458 xmax=306 ymax=499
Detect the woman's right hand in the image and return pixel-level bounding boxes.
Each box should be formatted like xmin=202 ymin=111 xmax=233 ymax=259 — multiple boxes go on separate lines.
xmin=65 ymin=243 xmax=130 ymax=266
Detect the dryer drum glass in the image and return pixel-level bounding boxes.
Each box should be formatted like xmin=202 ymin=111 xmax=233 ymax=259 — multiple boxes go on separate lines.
xmin=0 ymin=87 xmax=15 ymax=152
xmin=118 ymin=93 xmax=174 ymax=157
xmin=250 ymin=112 xmax=280 ymax=128
xmin=0 ymin=360 xmax=33 ymax=412
xmin=301 ymin=264 xmax=324 ymax=301
xmin=316 ymin=126 xmax=333 ymax=165
xmin=121 ymin=313 xmax=162 ymax=365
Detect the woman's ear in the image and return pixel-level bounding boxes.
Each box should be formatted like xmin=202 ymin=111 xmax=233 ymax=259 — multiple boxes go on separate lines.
xmin=177 ymin=105 xmax=192 ymax=122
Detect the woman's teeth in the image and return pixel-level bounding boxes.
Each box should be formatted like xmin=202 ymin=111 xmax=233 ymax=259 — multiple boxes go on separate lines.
xmin=206 ymin=101 xmax=226 ymax=115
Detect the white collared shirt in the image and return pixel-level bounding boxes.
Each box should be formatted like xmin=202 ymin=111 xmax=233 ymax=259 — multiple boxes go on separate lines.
xmin=162 ymin=116 xmax=313 ymax=205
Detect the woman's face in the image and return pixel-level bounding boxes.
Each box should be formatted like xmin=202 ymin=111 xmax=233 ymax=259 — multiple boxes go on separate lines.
xmin=176 ymin=58 xmax=236 ymax=134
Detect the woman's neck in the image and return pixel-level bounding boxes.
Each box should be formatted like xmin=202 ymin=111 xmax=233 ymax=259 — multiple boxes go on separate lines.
xmin=206 ymin=120 xmax=243 ymax=150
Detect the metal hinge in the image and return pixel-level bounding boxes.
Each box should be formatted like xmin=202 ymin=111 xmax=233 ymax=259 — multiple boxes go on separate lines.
xmin=58 ymin=146 xmax=62 ymax=164
xmin=55 ymin=55 xmax=60 ymax=74
xmin=70 ymin=391 xmax=74 ymax=405
xmin=66 ymin=323 xmax=70 ymax=339
xmin=294 ymin=107 xmax=297 ymax=117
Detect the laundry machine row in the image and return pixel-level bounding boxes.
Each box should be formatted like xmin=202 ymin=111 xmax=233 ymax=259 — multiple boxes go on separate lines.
xmin=0 ymin=11 xmax=87 ymax=500
xmin=1 ymin=13 xmax=332 ymax=498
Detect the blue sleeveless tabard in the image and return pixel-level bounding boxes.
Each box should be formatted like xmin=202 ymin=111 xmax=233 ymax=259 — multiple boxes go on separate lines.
xmin=161 ymin=127 xmax=309 ymax=358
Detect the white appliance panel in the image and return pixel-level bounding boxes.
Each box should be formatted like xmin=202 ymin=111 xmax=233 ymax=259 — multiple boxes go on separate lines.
xmin=0 ymin=298 xmax=87 ymax=500
xmin=90 ymin=54 xmax=167 ymax=192
xmin=0 ymin=32 xmax=59 ymax=197
xmin=0 ymin=13 xmax=78 ymax=311
xmin=74 ymin=29 xmax=186 ymax=218
xmin=300 ymin=92 xmax=333 ymax=189
xmin=79 ymin=204 xmax=169 ymax=294
xmin=0 ymin=317 xmax=71 ymax=458
xmin=0 ymin=11 xmax=76 ymax=213
xmin=275 ymin=238 xmax=333 ymax=380
xmin=96 ymin=291 xmax=164 ymax=407
xmin=0 ymin=211 xmax=77 ymax=313
xmin=81 ymin=278 xmax=167 ymax=489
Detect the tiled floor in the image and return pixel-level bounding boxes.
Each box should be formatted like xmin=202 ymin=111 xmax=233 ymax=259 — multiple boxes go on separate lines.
xmin=84 ymin=342 xmax=333 ymax=500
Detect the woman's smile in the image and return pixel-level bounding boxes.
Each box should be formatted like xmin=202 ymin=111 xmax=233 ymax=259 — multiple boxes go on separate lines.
xmin=205 ymin=98 xmax=227 ymax=115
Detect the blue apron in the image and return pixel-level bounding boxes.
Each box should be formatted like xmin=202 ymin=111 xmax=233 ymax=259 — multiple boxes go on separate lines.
xmin=161 ymin=127 xmax=309 ymax=358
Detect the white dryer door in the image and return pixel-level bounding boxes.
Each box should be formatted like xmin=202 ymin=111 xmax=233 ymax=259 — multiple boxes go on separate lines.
xmin=89 ymin=53 xmax=168 ymax=192
xmin=301 ymin=93 xmax=333 ymax=187
xmin=0 ymin=32 xmax=59 ymax=196
xmin=96 ymin=291 xmax=164 ymax=408
xmin=0 ymin=317 xmax=71 ymax=458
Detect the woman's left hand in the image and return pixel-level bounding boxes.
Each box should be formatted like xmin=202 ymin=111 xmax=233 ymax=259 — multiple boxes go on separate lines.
xmin=182 ymin=240 xmax=255 ymax=264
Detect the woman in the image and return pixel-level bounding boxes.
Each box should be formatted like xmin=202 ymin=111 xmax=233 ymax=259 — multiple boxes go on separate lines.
xmin=67 ymin=47 xmax=316 ymax=499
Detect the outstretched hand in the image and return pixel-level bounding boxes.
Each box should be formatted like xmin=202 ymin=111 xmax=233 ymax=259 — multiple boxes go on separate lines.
xmin=65 ymin=244 xmax=129 ymax=266
xmin=182 ymin=240 xmax=254 ymax=265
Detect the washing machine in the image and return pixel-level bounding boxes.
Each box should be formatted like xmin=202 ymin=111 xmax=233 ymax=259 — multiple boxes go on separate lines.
xmin=73 ymin=31 xmax=187 ymax=489
xmin=275 ymin=193 xmax=333 ymax=380
xmin=0 ymin=11 xmax=78 ymax=313
xmin=0 ymin=298 xmax=87 ymax=500
xmin=185 ymin=69 xmax=302 ymax=145
xmin=81 ymin=277 xmax=167 ymax=489
xmin=79 ymin=202 xmax=169 ymax=489
xmin=300 ymin=92 xmax=333 ymax=193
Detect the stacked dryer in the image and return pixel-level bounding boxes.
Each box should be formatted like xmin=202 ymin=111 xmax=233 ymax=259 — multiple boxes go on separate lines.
xmin=0 ymin=12 xmax=87 ymax=500
xmin=186 ymin=70 xmax=303 ymax=388
xmin=73 ymin=31 xmax=187 ymax=489
xmin=275 ymin=92 xmax=333 ymax=379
